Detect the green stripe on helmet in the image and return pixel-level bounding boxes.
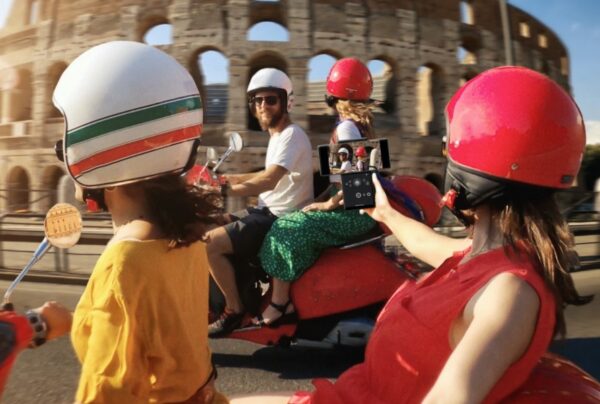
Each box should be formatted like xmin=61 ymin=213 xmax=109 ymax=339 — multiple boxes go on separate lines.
xmin=66 ymin=96 xmax=202 ymax=147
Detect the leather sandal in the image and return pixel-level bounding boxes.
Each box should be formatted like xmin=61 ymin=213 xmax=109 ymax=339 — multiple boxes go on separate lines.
xmin=252 ymin=300 xmax=297 ymax=328
xmin=208 ymin=308 xmax=245 ymax=338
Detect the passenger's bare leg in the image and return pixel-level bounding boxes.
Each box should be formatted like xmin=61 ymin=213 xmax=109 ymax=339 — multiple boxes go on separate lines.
xmin=206 ymin=226 xmax=243 ymax=313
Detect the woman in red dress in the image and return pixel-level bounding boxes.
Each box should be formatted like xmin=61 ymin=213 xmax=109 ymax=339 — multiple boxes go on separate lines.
xmin=232 ymin=66 xmax=594 ymax=403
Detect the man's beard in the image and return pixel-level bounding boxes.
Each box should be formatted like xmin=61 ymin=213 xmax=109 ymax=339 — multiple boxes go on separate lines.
xmin=257 ymin=107 xmax=284 ymax=131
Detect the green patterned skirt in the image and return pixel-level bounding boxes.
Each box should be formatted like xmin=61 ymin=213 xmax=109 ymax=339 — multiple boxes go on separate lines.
xmin=258 ymin=209 xmax=377 ymax=282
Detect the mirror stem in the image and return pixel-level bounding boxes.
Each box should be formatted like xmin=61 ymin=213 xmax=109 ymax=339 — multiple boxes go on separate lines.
xmin=3 ymin=238 xmax=51 ymax=305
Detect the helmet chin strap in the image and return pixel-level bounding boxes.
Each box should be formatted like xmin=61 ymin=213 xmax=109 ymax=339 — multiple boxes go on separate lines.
xmin=83 ymin=188 xmax=107 ymax=212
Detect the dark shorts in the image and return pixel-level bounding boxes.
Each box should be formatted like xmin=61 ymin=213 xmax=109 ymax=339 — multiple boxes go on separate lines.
xmin=224 ymin=207 xmax=277 ymax=260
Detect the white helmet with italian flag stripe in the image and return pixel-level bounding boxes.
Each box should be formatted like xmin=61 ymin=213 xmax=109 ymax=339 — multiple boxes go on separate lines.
xmin=53 ymin=41 xmax=203 ymax=189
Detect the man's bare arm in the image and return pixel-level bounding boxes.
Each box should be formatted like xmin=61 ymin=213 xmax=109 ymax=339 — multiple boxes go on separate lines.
xmin=228 ymin=165 xmax=288 ymax=197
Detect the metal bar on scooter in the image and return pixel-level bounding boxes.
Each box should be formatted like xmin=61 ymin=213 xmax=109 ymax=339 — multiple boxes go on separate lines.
xmin=3 ymin=238 xmax=51 ymax=305
xmin=211 ymin=148 xmax=234 ymax=173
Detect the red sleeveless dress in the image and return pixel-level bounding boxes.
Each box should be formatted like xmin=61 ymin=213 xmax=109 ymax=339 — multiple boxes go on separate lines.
xmin=291 ymin=247 xmax=556 ymax=404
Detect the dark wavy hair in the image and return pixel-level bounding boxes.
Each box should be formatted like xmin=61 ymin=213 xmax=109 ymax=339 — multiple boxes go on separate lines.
xmin=135 ymin=174 xmax=223 ymax=248
xmin=489 ymin=192 xmax=592 ymax=338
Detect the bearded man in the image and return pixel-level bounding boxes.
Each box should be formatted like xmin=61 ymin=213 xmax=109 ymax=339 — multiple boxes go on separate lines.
xmin=207 ymin=68 xmax=313 ymax=336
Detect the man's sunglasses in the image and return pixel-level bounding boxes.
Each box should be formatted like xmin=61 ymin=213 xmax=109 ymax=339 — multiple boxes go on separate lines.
xmin=250 ymin=95 xmax=279 ymax=106
xmin=54 ymin=140 xmax=64 ymax=162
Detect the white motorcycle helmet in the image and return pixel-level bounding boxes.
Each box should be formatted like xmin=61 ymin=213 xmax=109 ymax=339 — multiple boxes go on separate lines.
xmin=247 ymin=68 xmax=294 ymax=112
xmin=53 ymin=41 xmax=203 ymax=189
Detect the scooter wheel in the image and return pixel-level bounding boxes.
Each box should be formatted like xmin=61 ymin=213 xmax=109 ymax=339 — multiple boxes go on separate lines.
xmin=277 ymin=335 xmax=293 ymax=348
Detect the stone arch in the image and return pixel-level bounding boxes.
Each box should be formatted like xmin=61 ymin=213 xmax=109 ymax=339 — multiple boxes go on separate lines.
xmin=138 ymin=14 xmax=171 ymax=44
xmin=247 ymin=21 xmax=289 ymax=42
xmin=307 ymin=52 xmax=340 ymax=133
xmin=416 ymin=63 xmax=445 ymax=136
xmin=368 ymin=56 xmax=398 ymax=116
xmin=14 ymin=68 xmax=33 ymax=121
xmin=246 ymin=51 xmax=288 ymax=131
xmin=47 ymin=62 xmax=67 ymax=118
xmin=425 ymin=172 xmax=444 ymax=192
xmin=190 ymin=47 xmax=230 ymax=124
xmin=40 ymin=165 xmax=65 ymax=211
xmin=249 ymin=1 xmax=287 ymax=28
xmin=6 ymin=166 xmax=30 ymax=212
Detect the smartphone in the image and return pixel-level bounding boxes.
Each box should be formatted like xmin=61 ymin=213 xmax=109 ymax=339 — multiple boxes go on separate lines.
xmin=341 ymin=170 xmax=376 ymax=210
xmin=317 ymin=138 xmax=390 ymax=176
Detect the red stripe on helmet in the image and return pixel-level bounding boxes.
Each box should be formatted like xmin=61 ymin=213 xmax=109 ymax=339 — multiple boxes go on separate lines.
xmin=69 ymin=124 xmax=201 ymax=177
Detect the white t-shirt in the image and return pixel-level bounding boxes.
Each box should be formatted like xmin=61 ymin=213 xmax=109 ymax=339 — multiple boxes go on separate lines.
xmin=336 ymin=120 xmax=363 ymax=142
xmin=339 ymin=160 xmax=352 ymax=172
xmin=257 ymin=124 xmax=314 ymax=216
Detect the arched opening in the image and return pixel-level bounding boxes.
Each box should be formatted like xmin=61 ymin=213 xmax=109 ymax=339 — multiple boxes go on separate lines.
xmin=457 ymin=46 xmax=477 ymax=65
xmin=139 ymin=15 xmax=172 ymax=45
xmin=537 ymin=33 xmax=548 ymax=49
xmin=246 ymin=52 xmax=288 ymax=131
xmin=519 ymin=22 xmax=531 ymax=38
xmin=47 ymin=62 xmax=67 ymax=118
xmin=459 ymin=1 xmax=474 ymax=25
xmin=416 ymin=64 xmax=445 ymax=136
xmin=368 ymin=58 xmax=396 ymax=115
xmin=247 ymin=21 xmax=289 ymax=42
xmin=195 ymin=50 xmax=229 ymax=124
xmin=6 ymin=166 xmax=30 ymax=212
xmin=40 ymin=165 xmax=65 ymax=211
xmin=307 ymin=53 xmax=338 ymax=133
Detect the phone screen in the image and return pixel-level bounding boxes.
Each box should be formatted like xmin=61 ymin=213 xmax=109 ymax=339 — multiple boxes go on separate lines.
xmin=317 ymin=138 xmax=390 ymax=176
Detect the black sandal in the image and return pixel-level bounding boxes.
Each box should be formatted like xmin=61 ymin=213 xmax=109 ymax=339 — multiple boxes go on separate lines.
xmin=252 ymin=300 xmax=297 ymax=328
xmin=208 ymin=309 xmax=245 ymax=338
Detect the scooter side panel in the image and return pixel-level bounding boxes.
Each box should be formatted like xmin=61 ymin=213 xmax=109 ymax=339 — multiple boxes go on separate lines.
xmin=291 ymin=244 xmax=409 ymax=319
xmin=228 ymin=322 xmax=297 ymax=346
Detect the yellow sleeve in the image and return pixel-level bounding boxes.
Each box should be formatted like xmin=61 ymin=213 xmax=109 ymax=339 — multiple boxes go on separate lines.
xmin=75 ymin=282 xmax=149 ymax=403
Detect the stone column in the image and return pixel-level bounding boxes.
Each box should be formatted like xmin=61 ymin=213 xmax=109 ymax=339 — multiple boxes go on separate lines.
xmin=288 ymin=65 xmax=308 ymax=130
xmin=225 ymin=0 xmax=249 ymax=134
xmin=118 ymin=6 xmax=140 ymax=41
xmin=345 ymin=2 xmax=368 ymax=59
xmin=226 ymin=59 xmax=247 ymax=132
xmin=397 ymin=9 xmax=418 ymax=135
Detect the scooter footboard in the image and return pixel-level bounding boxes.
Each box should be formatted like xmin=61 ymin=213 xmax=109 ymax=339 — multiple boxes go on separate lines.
xmin=291 ymin=244 xmax=409 ymax=319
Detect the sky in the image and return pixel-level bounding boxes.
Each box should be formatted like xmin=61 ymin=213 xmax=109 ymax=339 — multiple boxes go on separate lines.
xmin=1 ymin=0 xmax=599 ymax=144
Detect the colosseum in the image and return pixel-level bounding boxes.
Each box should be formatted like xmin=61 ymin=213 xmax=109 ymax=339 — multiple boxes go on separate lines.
xmin=0 ymin=0 xmax=571 ymax=213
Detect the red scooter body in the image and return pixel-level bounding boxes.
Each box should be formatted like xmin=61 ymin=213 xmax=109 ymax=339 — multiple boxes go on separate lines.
xmin=506 ymin=353 xmax=600 ymax=402
xmin=227 ymin=243 xmax=410 ymax=346
xmin=0 ymin=310 xmax=33 ymax=396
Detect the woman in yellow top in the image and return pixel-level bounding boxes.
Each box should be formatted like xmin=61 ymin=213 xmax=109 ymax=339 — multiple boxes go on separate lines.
xmin=31 ymin=41 xmax=228 ymax=403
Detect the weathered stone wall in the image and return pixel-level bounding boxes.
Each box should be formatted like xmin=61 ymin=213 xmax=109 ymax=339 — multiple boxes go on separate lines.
xmin=0 ymin=0 xmax=571 ymax=212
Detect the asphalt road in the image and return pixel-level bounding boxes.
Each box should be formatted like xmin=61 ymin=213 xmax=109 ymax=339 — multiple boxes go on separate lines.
xmin=1 ymin=269 xmax=599 ymax=403
xmin=0 ymin=281 xmax=363 ymax=403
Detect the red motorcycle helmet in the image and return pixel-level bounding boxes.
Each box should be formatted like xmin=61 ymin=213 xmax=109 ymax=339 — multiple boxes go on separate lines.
xmin=444 ymin=66 xmax=585 ymax=210
xmin=355 ymin=146 xmax=368 ymax=158
xmin=326 ymin=58 xmax=373 ymax=101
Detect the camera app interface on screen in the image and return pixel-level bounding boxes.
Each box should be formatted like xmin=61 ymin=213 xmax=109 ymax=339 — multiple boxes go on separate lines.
xmin=341 ymin=171 xmax=376 ymax=209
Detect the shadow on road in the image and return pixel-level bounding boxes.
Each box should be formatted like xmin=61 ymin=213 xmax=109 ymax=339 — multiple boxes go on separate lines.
xmin=212 ymin=345 xmax=365 ymax=379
